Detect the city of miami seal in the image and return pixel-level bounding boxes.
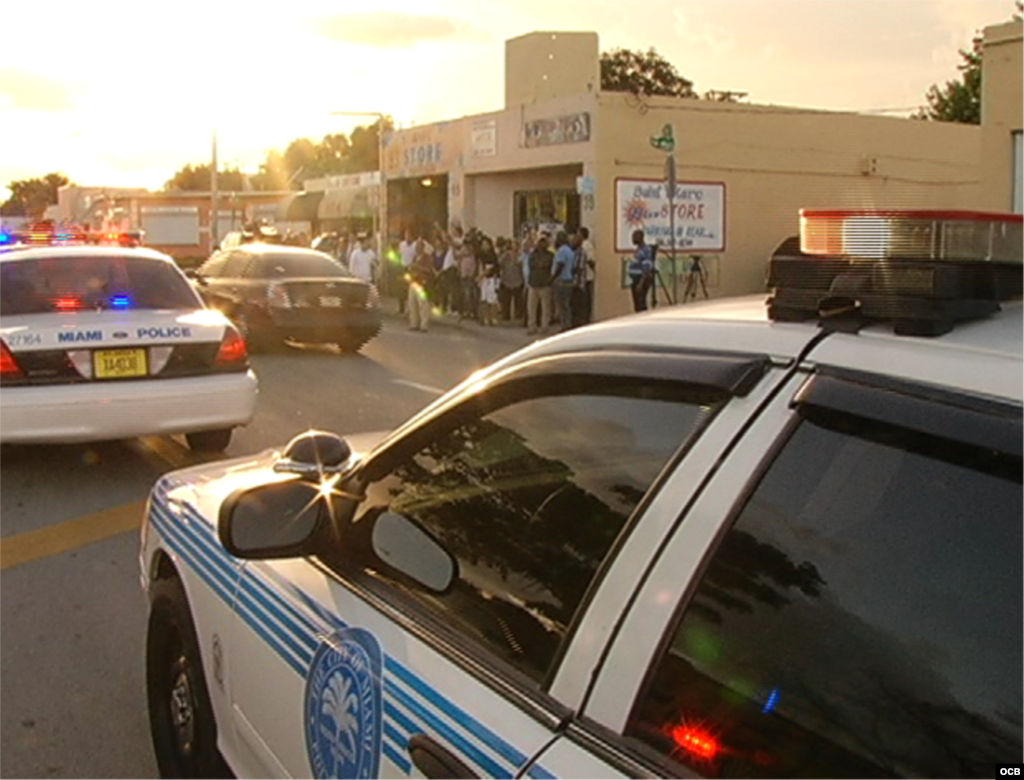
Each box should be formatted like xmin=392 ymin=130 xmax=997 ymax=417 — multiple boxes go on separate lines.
xmin=304 ymin=627 xmax=383 ymax=779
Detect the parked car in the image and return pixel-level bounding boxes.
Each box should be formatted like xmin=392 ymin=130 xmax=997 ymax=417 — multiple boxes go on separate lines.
xmin=192 ymin=244 xmax=382 ymax=353
xmin=140 ymin=211 xmax=1022 ymax=778
xmin=1 ymin=244 xmax=256 ymax=451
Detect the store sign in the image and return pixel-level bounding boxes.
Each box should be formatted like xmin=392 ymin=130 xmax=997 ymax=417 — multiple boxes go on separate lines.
xmin=305 ymin=172 xmax=380 ymax=192
xmin=384 ymin=124 xmax=455 ymax=177
xmin=615 ymin=179 xmax=726 ymax=253
xmin=523 ymin=112 xmax=591 ymax=148
xmin=471 ymin=120 xmax=497 ymax=157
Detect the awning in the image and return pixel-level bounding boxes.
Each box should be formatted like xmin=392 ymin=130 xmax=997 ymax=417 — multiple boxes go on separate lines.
xmin=318 ymin=187 xmax=380 ymax=220
xmin=276 ymin=190 xmax=324 ymax=221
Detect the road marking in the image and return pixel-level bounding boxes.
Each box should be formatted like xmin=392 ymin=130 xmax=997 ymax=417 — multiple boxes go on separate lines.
xmin=392 ymin=379 xmax=445 ymax=395
xmin=0 ymin=500 xmax=146 ymax=571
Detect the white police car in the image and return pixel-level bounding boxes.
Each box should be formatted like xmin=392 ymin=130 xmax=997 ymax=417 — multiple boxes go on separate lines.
xmin=140 ymin=211 xmax=1022 ymax=778
xmin=1 ymin=244 xmax=257 ymax=451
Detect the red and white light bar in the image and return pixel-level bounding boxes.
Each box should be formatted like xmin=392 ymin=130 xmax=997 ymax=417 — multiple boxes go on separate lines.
xmin=800 ymin=209 xmax=1023 ymax=263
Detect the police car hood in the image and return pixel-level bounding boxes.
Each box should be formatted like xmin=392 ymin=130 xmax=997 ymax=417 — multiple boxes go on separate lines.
xmin=1 ymin=308 xmax=231 ymax=353
xmin=154 ymin=429 xmax=391 ymax=529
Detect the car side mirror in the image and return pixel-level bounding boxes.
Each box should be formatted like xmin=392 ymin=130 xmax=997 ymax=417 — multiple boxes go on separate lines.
xmin=218 ymin=480 xmax=326 ymax=559
xmin=371 ymin=511 xmax=456 ymax=594
xmin=273 ymin=430 xmax=354 ymax=481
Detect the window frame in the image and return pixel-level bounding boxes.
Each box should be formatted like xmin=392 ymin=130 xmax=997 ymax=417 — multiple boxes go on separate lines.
xmin=312 ymin=348 xmax=769 ymax=712
xmin=581 ymin=364 xmax=1023 ymax=776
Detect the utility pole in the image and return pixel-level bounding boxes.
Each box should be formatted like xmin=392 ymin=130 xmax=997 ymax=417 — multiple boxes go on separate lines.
xmin=211 ymin=129 xmax=219 ymax=252
xmin=665 ymin=154 xmax=678 ymax=305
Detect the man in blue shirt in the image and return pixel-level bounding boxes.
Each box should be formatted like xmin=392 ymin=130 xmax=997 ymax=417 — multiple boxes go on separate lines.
xmin=628 ymin=229 xmax=654 ymax=312
xmin=552 ymin=231 xmax=577 ymax=331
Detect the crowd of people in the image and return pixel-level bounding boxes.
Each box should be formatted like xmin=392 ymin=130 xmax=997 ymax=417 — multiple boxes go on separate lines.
xmin=310 ymin=220 xmax=662 ymax=334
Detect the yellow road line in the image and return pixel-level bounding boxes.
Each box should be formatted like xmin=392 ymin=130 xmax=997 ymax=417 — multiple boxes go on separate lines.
xmin=0 ymin=500 xmax=146 ymax=572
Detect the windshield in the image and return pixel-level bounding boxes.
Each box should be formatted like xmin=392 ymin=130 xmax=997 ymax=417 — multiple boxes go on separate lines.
xmin=0 ymin=255 xmax=203 ymax=315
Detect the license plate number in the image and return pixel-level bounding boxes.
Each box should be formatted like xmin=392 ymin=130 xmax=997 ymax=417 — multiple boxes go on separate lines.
xmin=319 ymin=296 xmax=342 ymax=307
xmin=94 ymin=349 xmax=148 ymax=379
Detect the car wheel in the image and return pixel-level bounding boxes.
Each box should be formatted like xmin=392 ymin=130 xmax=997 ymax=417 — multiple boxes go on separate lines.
xmin=234 ymin=309 xmax=278 ymax=353
xmin=335 ymin=338 xmax=367 ymax=354
xmin=146 ymin=577 xmax=229 ymax=779
xmin=185 ymin=429 xmax=232 ymax=453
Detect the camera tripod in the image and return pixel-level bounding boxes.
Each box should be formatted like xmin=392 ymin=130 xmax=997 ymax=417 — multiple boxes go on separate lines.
xmin=681 ymin=255 xmax=709 ymax=303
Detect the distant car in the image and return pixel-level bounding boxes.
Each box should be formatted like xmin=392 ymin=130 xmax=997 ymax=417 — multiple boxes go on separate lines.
xmin=193 ymin=243 xmax=382 ymax=353
xmin=0 ymin=244 xmax=257 ymax=451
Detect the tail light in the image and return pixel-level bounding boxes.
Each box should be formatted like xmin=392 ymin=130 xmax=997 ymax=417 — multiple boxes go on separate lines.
xmin=215 ymin=327 xmax=248 ymax=368
xmin=1 ymin=339 xmax=25 ymax=381
xmin=267 ymin=282 xmax=292 ymax=309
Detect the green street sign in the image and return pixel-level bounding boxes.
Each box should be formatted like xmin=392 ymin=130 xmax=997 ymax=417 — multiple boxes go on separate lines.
xmin=650 ymin=123 xmax=675 ymax=153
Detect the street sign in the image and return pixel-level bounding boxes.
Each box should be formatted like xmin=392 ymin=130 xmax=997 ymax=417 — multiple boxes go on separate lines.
xmin=650 ymin=123 xmax=675 ymax=153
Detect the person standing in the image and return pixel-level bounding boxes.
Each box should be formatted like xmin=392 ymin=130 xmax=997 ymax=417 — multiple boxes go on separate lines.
xmin=628 ymin=229 xmax=654 ymax=312
xmin=397 ymin=229 xmax=417 ymax=314
xmin=552 ymin=231 xmax=577 ymax=332
xmin=526 ymin=234 xmax=555 ymax=335
xmin=477 ymin=236 xmax=499 ymax=326
xmin=348 ymin=233 xmax=378 ymax=285
xmin=577 ymin=226 xmax=596 ymax=324
xmin=498 ymin=237 xmax=524 ymax=323
xmin=407 ymin=238 xmax=435 ymax=332
xmin=457 ymin=235 xmax=478 ymax=322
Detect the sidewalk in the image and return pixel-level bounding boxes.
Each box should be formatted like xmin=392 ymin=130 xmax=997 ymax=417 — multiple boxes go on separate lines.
xmin=379 ymin=296 xmax=539 ymax=349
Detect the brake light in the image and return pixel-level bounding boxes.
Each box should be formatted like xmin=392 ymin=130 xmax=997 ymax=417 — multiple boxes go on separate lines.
xmin=671 ymin=725 xmax=720 ymax=761
xmin=54 ymin=296 xmax=85 ymax=311
xmin=215 ymin=327 xmax=248 ymax=366
xmin=267 ymin=282 xmax=292 ymax=309
xmin=1 ymin=340 xmax=24 ymax=379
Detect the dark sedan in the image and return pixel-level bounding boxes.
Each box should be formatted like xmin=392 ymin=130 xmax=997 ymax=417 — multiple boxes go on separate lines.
xmin=192 ymin=244 xmax=381 ymax=352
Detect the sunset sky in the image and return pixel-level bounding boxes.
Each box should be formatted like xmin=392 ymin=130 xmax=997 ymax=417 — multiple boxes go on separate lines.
xmin=0 ymin=0 xmax=1015 ymax=200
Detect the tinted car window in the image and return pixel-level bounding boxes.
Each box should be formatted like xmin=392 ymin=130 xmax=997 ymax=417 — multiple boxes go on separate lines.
xmin=345 ymin=377 xmax=727 ymax=684
xmin=197 ymin=253 xmax=229 ymax=277
xmin=1 ymin=255 xmax=202 ymax=315
xmin=247 ymin=252 xmax=351 ymax=279
xmin=627 ymin=405 xmax=1022 ymax=778
xmin=219 ymin=252 xmax=252 ymax=277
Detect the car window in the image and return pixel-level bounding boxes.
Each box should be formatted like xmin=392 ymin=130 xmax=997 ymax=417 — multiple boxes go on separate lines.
xmin=0 ymin=255 xmax=202 ymax=315
xmin=219 ymin=251 xmax=252 ymax=277
xmin=340 ymin=376 xmax=728 ymax=685
xmin=626 ymin=404 xmax=1022 ymax=778
xmin=198 ymin=253 xmax=228 ymax=277
xmin=247 ymin=252 xmax=351 ymax=278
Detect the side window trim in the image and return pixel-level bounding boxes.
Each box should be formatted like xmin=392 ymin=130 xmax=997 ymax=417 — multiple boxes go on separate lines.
xmin=796 ymin=366 xmax=1023 ymax=456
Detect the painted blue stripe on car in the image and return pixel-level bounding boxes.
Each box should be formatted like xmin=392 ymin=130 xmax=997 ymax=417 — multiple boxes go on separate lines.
xmin=382 ymin=739 xmax=412 ymax=776
xmin=386 ymin=656 xmax=527 ymax=768
xmin=384 ymin=697 xmax=421 ymax=740
xmin=150 ymin=510 xmax=309 ymax=676
xmin=526 ymin=761 xmax=558 ymax=779
xmin=385 ymin=679 xmax=511 ymax=779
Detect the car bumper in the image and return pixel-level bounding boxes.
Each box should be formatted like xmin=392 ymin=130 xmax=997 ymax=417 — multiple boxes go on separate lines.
xmin=268 ymin=308 xmax=382 ymax=340
xmin=0 ymin=370 xmax=258 ymax=444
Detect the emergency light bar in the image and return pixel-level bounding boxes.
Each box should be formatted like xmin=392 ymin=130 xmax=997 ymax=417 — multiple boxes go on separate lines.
xmin=768 ymin=209 xmax=1023 ymax=336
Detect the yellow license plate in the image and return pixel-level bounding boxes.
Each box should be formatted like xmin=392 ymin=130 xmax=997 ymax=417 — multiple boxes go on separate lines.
xmin=94 ymin=349 xmax=148 ymax=379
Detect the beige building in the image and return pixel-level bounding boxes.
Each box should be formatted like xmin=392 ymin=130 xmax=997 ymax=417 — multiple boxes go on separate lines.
xmin=980 ymin=20 xmax=1023 ymax=213
xmin=383 ymin=31 xmax=995 ymax=321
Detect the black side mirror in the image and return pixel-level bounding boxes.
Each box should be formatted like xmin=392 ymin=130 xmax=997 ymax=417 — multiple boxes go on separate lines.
xmin=273 ymin=430 xmax=353 ymax=481
xmin=218 ymin=479 xmax=325 ymax=559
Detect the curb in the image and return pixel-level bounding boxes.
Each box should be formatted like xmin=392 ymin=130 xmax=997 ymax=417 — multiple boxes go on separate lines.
xmin=379 ymin=299 xmax=537 ymax=348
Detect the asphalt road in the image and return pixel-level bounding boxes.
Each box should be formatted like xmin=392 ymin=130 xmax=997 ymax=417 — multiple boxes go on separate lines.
xmin=0 ymin=318 xmax=525 ymax=779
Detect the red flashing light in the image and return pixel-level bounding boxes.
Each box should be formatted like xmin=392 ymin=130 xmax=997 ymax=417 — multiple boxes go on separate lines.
xmin=215 ymin=327 xmax=248 ymax=366
xmin=671 ymin=725 xmax=720 ymax=761
xmin=0 ymin=340 xmax=24 ymax=378
xmin=54 ymin=297 xmax=85 ymax=311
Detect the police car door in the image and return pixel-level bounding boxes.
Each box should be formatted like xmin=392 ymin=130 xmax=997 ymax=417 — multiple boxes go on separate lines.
xmin=226 ymin=350 xmax=770 ymax=778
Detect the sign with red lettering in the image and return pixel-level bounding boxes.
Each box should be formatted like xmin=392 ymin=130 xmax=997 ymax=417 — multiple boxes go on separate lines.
xmin=615 ymin=178 xmax=726 ymax=253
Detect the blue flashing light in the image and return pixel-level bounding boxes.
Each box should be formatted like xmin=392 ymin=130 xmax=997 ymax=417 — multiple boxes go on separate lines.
xmin=0 ymin=232 xmax=12 ymax=245
xmin=110 ymin=295 xmax=133 ymax=310
xmin=762 ymin=687 xmax=780 ymax=714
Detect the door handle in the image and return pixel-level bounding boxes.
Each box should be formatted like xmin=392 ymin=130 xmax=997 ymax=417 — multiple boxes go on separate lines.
xmin=408 ymin=734 xmax=478 ymax=779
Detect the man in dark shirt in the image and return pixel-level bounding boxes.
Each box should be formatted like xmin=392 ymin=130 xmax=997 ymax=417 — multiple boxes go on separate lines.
xmin=526 ymin=234 xmax=555 ymax=335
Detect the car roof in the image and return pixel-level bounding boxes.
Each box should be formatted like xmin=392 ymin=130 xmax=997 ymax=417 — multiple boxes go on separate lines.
xmin=513 ymin=294 xmax=1023 ymax=403
xmin=232 ymin=244 xmax=330 ymax=258
xmin=0 ymin=244 xmax=178 ymax=264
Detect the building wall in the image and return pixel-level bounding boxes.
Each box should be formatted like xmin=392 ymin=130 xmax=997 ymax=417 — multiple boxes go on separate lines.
xmin=591 ymin=93 xmax=982 ymax=320
xmin=466 ymin=165 xmax=583 ymax=239
xmin=505 ymin=32 xmax=599 ymax=107
xmin=980 ymin=21 xmax=1023 ymax=213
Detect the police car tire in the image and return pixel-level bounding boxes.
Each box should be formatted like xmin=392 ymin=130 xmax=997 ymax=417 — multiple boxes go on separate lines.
xmin=146 ymin=577 xmax=228 ymax=779
xmin=185 ymin=429 xmax=233 ymax=453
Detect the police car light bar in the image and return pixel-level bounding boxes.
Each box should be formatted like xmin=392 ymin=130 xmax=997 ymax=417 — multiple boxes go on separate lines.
xmin=768 ymin=210 xmax=1024 ymax=337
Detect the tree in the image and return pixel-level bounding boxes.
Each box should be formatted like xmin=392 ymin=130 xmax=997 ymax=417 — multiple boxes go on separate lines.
xmin=915 ymin=3 xmax=1021 ymax=124
xmin=600 ymin=47 xmax=697 ymax=98
xmin=1 ymin=172 xmax=71 ymax=217
xmin=163 ymin=164 xmax=247 ymax=192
